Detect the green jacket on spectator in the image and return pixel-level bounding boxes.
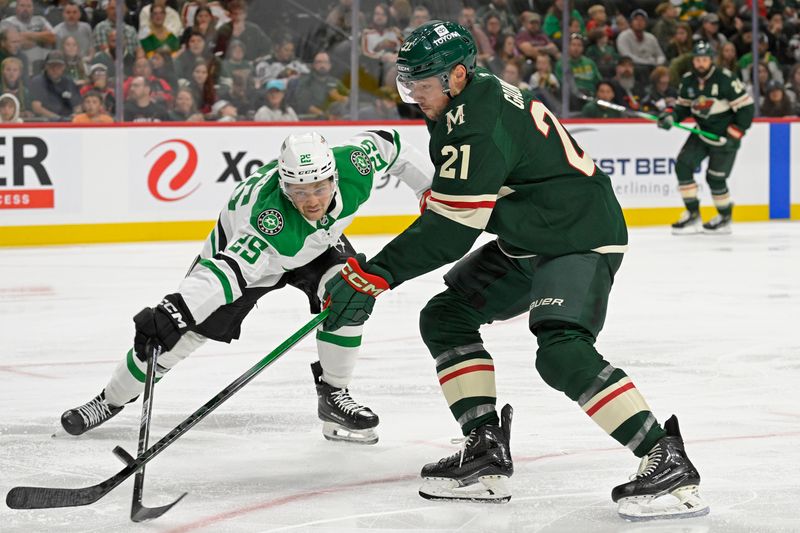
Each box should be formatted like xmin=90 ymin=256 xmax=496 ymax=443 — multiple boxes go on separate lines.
xmin=543 ymin=10 xmax=585 ymax=40
xmin=555 ymin=55 xmax=601 ymax=96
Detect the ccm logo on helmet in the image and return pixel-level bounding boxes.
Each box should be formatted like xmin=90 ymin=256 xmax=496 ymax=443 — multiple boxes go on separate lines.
xmin=341 ymin=263 xmax=388 ymax=297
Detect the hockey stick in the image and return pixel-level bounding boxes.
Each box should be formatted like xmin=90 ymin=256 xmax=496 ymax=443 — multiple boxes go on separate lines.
xmin=125 ymin=343 xmax=187 ymax=522
xmin=592 ymin=99 xmax=722 ymax=142
xmin=6 ymin=310 xmax=327 ymax=511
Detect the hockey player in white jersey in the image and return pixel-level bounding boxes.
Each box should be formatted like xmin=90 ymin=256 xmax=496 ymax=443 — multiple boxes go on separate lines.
xmin=60 ymin=130 xmax=433 ymax=444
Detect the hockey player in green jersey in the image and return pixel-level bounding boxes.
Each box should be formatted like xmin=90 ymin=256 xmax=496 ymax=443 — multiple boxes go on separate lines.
xmin=60 ymin=130 xmax=432 ymax=445
xmin=323 ymin=21 xmax=709 ymax=519
xmin=658 ymin=41 xmax=754 ymax=235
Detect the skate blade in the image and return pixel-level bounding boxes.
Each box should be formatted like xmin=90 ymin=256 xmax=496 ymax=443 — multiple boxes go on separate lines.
xmin=322 ymin=421 xmax=378 ymax=445
xmin=617 ymin=485 xmax=709 ymax=521
xmin=419 ymin=475 xmax=511 ymax=503
xmin=702 ymin=227 xmax=732 ymax=235
xmin=671 ymin=225 xmax=702 ymax=236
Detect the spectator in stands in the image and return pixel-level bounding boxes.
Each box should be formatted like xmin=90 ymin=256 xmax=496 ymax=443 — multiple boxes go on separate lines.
xmin=150 ymin=49 xmax=178 ymax=93
xmin=123 ymin=56 xmax=172 ymax=106
xmin=179 ymin=6 xmax=217 ymax=52
xmin=746 ymin=61 xmax=771 ymax=103
xmin=0 ymin=91 xmax=22 ymax=122
xmin=1 ymin=56 xmax=30 ymax=116
xmin=252 ymin=37 xmax=306 ymax=88
xmin=72 ymin=90 xmax=112 ymax=122
xmin=515 ymin=12 xmax=559 ymax=62
xmin=612 ymin=56 xmax=642 ymax=110
xmin=288 ymin=50 xmax=348 ymax=120
xmin=555 ymin=33 xmax=600 ymax=102
xmin=458 ymin=6 xmax=493 ymax=66
xmin=543 ymin=0 xmax=584 ymax=41
xmin=676 ymin=0 xmax=707 ymax=23
xmin=761 ymin=79 xmax=794 ymax=117
xmin=580 ymin=81 xmax=623 ymax=117
xmin=138 ymin=0 xmax=182 ymax=42
xmin=694 ymin=13 xmax=727 ymax=53
xmin=612 ymin=13 xmax=629 ymax=36
xmin=730 ymin=23 xmax=753 ymax=57
xmin=124 ymin=76 xmax=169 ymax=121
xmin=54 ymin=2 xmax=92 ymax=59
xmin=30 ymin=50 xmax=80 ymax=120
xmin=168 ymin=87 xmax=204 ymax=121
xmin=740 ymin=34 xmax=782 ymax=84
xmin=641 ymin=65 xmax=677 ymax=113
xmin=61 ymin=35 xmax=87 ymax=86
xmin=215 ymin=0 xmax=270 ymax=61
xmin=180 ymin=1 xmax=228 ymax=32
xmin=478 ymin=0 xmax=515 ymax=33
xmin=227 ymin=69 xmax=256 ymax=117
xmin=322 ymin=0 xmax=366 ymax=51
xmin=185 ymin=58 xmax=216 ymax=113
xmin=361 ymin=3 xmax=403 ymax=86
xmin=585 ymin=28 xmax=619 ymax=78
xmin=210 ymin=98 xmax=237 ymax=121
xmin=0 ymin=26 xmax=29 ymax=76
xmin=359 ymin=85 xmax=401 ymax=120
xmin=254 ymin=78 xmax=298 ymax=121
xmin=528 ymin=53 xmax=560 ymax=95
xmin=665 ymin=22 xmax=693 ymax=61
xmin=488 ymin=32 xmax=519 ymax=77
xmin=616 ymin=9 xmax=665 ymax=75
xmin=93 ymin=0 xmax=141 ymax=61
xmin=403 ymin=5 xmax=429 ymax=37
xmin=585 ymin=4 xmax=612 ymax=40
xmin=766 ymin=12 xmax=792 ymax=66
xmin=501 ymin=59 xmax=528 ymax=90
xmin=786 ymin=64 xmax=800 ymax=108
xmin=716 ymin=0 xmax=741 ymax=39
xmin=717 ymin=41 xmax=740 ymax=78
xmin=140 ymin=2 xmax=181 ymax=58
xmin=652 ymin=2 xmax=678 ymax=52
xmin=44 ymin=0 xmax=86 ymax=28
xmin=1 ymin=0 xmax=56 ymax=76
xmin=80 ymin=62 xmax=114 ymax=114
xmin=483 ymin=12 xmax=504 ymax=51
xmin=175 ymin=31 xmax=210 ymax=81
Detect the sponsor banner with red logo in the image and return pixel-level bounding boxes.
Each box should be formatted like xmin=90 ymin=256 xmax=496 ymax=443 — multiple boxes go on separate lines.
xmin=0 ymin=122 xmax=786 ymax=230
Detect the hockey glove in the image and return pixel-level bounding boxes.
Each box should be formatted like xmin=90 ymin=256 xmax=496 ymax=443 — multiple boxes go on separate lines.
xmin=657 ymin=110 xmax=674 ymax=130
xmin=323 ymin=254 xmax=393 ymax=332
xmin=133 ymin=293 xmax=195 ymax=360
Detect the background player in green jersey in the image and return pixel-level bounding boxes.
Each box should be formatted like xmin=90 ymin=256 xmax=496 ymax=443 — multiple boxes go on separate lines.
xmin=658 ymin=41 xmax=754 ymax=235
xmin=60 ymin=130 xmax=432 ymax=445
xmin=323 ymin=21 xmax=708 ymax=520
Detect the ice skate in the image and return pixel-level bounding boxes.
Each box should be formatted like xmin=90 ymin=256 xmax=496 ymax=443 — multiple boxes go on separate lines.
xmin=311 ymin=361 xmax=379 ymax=444
xmin=671 ymin=210 xmax=702 ymax=235
xmin=612 ymin=415 xmax=709 ymax=521
xmin=419 ymin=404 xmax=513 ymax=503
xmin=60 ymin=390 xmax=124 ymax=436
xmin=702 ymin=213 xmax=732 ymax=235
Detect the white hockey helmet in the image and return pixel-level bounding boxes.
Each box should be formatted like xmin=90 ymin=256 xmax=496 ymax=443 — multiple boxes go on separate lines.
xmin=277 ymin=132 xmax=338 ymax=194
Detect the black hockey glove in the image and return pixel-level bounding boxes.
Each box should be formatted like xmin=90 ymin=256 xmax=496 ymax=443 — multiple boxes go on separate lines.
xmin=323 ymin=254 xmax=392 ymax=332
xmin=657 ymin=110 xmax=674 ymax=130
xmin=133 ymin=293 xmax=195 ymax=360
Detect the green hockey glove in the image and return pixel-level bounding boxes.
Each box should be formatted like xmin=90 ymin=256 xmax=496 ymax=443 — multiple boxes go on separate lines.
xmin=657 ymin=109 xmax=674 ymax=130
xmin=323 ymin=254 xmax=393 ymax=332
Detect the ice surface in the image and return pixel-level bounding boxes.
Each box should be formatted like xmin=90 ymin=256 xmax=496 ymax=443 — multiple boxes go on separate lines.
xmin=1 ymin=223 xmax=799 ymax=532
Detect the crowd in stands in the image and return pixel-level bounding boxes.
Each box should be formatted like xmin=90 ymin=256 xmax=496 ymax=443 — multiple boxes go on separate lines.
xmin=0 ymin=0 xmax=798 ymax=124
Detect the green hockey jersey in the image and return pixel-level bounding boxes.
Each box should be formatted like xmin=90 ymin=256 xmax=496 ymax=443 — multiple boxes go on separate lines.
xmin=177 ymin=130 xmax=433 ymax=323
xmin=369 ymin=67 xmax=628 ymax=286
xmin=673 ymin=66 xmax=754 ymax=139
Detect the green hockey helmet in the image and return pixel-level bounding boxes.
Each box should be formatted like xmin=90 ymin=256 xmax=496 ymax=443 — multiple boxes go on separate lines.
xmin=396 ymin=20 xmax=477 ymax=103
xmin=692 ymin=40 xmax=715 ymax=58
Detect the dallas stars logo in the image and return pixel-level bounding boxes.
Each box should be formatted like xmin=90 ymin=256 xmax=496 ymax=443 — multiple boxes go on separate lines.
xmin=257 ymin=209 xmax=284 ymax=236
xmin=351 ymin=150 xmax=371 ymax=175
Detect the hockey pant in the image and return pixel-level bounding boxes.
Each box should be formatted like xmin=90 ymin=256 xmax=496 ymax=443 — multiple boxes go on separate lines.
xmin=419 ymin=241 xmax=666 ymax=457
xmin=675 ymin=134 xmax=738 ymax=216
xmin=104 ymin=238 xmax=363 ymax=407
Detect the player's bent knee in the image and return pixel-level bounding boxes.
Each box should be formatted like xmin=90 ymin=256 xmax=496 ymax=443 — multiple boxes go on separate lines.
xmin=419 ymin=290 xmax=482 ymax=357
xmin=533 ymin=321 xmax=605 ymax=399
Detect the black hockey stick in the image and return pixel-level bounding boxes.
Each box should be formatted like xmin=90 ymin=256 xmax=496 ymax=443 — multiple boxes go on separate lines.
xmin=125 ymin=344 xmax=187 ymax=522
xmin=6 ymin=311 xmax=327 ymax=511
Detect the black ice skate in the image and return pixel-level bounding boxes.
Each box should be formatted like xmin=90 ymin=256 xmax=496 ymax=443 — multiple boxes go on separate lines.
xmin=60 ymin=390 xmax=124 ymax=436
xmin=671 ymin=210 xmax=702 ymax=235
xmin=311 ymin=361 xmax=379 ymax=445
xmin=612 ymin=415 xmax=709 ymax=520
xmin=702 ymin=213 xmax=732 ymax=235
xmin=419 ymin=404 xmax=513 ymax=503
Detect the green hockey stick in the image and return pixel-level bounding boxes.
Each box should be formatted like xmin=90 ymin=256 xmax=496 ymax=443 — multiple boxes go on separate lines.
xmin=594 ymin=99 xmax=722 ymax=142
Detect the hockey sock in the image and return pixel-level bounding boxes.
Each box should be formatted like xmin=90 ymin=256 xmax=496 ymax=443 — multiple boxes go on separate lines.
xmin=678 ymin=182 xmax=700 ymax=212
xmin=535 ymin=323 xmax=665 ymax=457
xmin=316 ymin=324 xmax=363 ymax=388
xmin=708 ymin=177 xmax=732 ymax=216
xmin=435 ymin=345 xmax=498 ymax=435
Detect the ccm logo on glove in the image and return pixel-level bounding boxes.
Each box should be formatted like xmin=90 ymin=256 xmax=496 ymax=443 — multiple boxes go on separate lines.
xmin=161 ymin=298 xmax=189 ymax=328
xmin=341 ymin=258 xmax=389 ymax=296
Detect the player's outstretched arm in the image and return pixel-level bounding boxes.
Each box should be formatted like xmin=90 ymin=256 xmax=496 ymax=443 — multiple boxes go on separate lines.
xmin=323 ymin=254 xmax=393 ymax=332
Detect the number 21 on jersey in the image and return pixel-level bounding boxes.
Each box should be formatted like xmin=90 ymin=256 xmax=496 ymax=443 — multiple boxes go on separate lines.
xmin=439 ymin=145 xmax=471 ymax=180
xmin=529 ymin=101 xmax=595 ymax=176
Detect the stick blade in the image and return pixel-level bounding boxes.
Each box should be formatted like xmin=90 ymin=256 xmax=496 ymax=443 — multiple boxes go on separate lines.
xmin=6 ymin=484 xmax=105 ymax=509
xmin=130 ymin=492 xmax=188 ymax=522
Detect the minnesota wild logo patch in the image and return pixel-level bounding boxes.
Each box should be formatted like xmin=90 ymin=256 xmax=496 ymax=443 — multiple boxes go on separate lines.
xmin=351 ymin=150 xmax=371 ymax=175
xmin=257 ymin=209 xmax=284 ymax=236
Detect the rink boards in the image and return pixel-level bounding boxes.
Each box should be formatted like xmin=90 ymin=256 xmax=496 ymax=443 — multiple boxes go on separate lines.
xmin=0 ymin=119 xmax=796 ymax=246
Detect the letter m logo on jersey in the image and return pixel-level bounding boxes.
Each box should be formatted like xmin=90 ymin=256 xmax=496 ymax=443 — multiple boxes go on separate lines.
xmin=446 ymin=104 xmax=465 ymax=134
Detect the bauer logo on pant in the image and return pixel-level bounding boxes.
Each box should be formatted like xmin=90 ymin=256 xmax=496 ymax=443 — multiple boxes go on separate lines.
xmin=257 ymin=209 xmax=284 ymax=236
